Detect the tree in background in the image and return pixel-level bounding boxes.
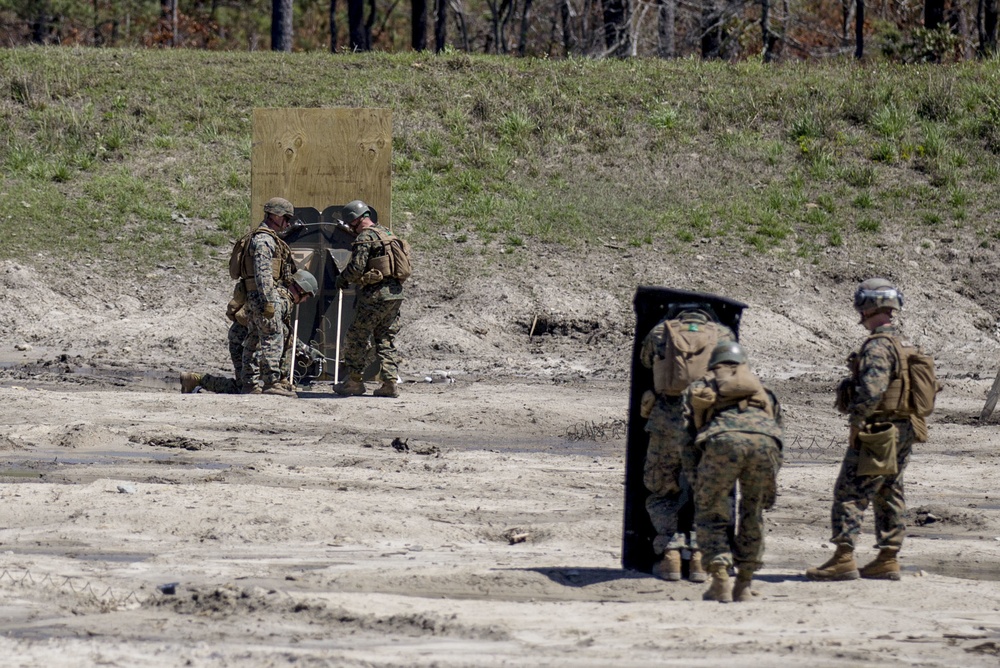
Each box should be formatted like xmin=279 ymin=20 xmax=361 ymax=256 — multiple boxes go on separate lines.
xmin=272 ymin=0 xmax=292 ymax=50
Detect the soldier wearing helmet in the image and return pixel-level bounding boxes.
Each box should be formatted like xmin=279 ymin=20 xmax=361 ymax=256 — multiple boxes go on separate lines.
xmin=333 ymin=200 xmax=405 ymax=399
xmin=682 ymin=342 xmax=783 ymax=602
xmin=234 ymin=197 xmax=298 ymax=396
xmin=806 ymin=278 xmax=915 ymax=583
xmin=180 ymin=270 xmax=319 ymax=395
xmin=638 ymin=305 xmax=736 ymax=584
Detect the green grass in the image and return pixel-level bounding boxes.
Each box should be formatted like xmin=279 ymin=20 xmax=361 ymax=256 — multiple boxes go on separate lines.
xmin=3 ymin=49 xmax=1000 ymax=271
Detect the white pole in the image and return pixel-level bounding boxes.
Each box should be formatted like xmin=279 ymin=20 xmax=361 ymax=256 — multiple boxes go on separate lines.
xmin=288 ymin=304 xmax=299 ymax=385
xmin=334 ymin=288 xmax=344 ymax=384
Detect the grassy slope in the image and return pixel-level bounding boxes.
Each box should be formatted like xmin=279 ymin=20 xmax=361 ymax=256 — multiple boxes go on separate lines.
xmin=1 ymin=48 xmax=999 ymax=278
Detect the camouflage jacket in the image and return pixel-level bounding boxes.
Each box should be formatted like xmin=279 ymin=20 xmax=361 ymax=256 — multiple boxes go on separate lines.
xmin=341 ymin=224 xmax=404 ymax=303
xmin=682 ymin=376 xmax=784 ymax=445
xmin=845 ymin=324 xmax=901 ymax=428
xmin=248 ymin=225 xmax=294 ymax=305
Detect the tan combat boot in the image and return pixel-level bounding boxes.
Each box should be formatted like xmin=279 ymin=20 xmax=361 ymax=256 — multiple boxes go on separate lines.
xmin=805 ymin=545 xmax=860 ymax=581
xmin=241 ymin=383 xmax=263 ymax=395
xmin=179 ymin=372 xmax=203 ymax=394
xmin=859 ymin=548 xmax=901 ymax=581
xmin=688 ymin=550 xmax=708 ymax=583
xmin=263 ymin=380 xmax=298 ymax=398
xmin=732 ymin=570 xmax=754 ymax=602
xmin=702 ymin=565 xmax=732 ymax=603
xmin=651 ymin=550 xmax=682 ymax=581
xmin=373 ymin=380 xmax=399 ymax=398
xmin=333 ymin=377 xmax=367 ymax=396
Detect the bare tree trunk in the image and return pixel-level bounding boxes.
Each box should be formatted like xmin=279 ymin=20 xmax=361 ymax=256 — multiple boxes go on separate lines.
xmin=925 ymin=0 xmax=945 ymax=28
xmin=855 ymin=0 xmax=864 ymax=58
xmin=412 ymin=0 xmax=428 ymax=49
xmin=348 ymin=0 xmax=368 ymax=49
xmin=601 ymin=0 xmax=630 ymax=56
xmin=518 ymin=0 xmax=535 ymax=54
xmin=985 ymin=0 xmax=999 ymax=53
xmin=761 ymin=0 xmax=775 ymax=60
xmin=957 ymin=0 xmax=973 ymax=58
xmin=451 ymin=0 xmax=469 ymax=49
xmin=561 ymin=0 xmax=577 ymax=54
xmin=272 ymin=0 xmax=292 ymax=50
xmin=701 ymin=0 xmax=722 ymax=58
xmin=434 ymin=0 xmax=447 ymax=50
xmin=657 ymin=0 xmax=674 ymax=57
xmin=330 ymin=0 xmax=338 ymax=51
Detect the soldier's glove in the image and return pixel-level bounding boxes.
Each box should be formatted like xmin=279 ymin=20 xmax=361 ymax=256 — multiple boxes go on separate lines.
xmin=849 ymin=424 xmax=861 ymax=449
xmin=640 ymin=390 xmax=656 ymax=419
xmin=335 ymin=275 xmax=349 ymax=290
xmin=262 ymin=301 xmax=276 ymax=318
xmin=359 ymin=269 xmax=384 ymax=286
xmin=834 ymin=378 xmax=853 ymax=414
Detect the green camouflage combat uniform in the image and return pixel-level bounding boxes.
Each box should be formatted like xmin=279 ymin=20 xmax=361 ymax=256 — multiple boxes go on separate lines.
xmin=241 ymin=225 xmax=295 ymax=391
xmin=682 ymin=370 xmax=783 ymax=574
xmin=640 ymin=312 xmax=736 ymax=554
xmin=336 ymin=223 xmax=404 ymax=383
xmin=830 ymin=324 xmax=916 ymax=551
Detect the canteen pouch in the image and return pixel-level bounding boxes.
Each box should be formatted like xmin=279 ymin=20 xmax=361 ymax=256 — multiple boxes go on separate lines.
xmin=857 ymin=422 xmax=898 ymax=476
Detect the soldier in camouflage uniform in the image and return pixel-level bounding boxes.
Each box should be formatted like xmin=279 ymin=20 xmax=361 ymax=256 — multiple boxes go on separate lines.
xmin=640 ymin=306 xmax=736 ymax=582
xmin=237 ymin=197 xmax=298 ymax=397
xmin=333 ymin=200 xmax=404 ymax=399
xmin=181 ymin=271 xmax=320 ymax=394
xmin=682 ymin=342 xmax=783 ymax=603
xmin=806 ymin=278 xmax=916 ymax=582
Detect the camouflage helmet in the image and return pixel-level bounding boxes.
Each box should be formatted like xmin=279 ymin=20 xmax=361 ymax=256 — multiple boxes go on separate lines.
xmin=342 ymin=200 xmax=373 ymax=225
xmin=263 ymin=197 xmax=294 ymax=219
xmin=708 ymin=341 xmax=746 ymax=369
xmin=853 ymin=278 xmax=903 ymax=314
xmin=291 ymin=269 xmax=319 ymax=297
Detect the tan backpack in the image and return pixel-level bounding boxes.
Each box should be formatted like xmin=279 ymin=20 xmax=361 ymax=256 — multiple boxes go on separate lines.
xmin=364 ymin=228 xmax=412 ymax=282
xmin=867 ymin=333 xmax=940 ymax=419
xmin=652 ymin=319 xmax=719 ymax=396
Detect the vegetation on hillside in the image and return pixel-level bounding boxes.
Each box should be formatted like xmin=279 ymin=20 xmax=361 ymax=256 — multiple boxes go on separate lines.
xmin=1 ymin=48 xmax=999 ymax=274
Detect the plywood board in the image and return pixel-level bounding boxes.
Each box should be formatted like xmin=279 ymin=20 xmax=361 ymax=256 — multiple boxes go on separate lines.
xmin=251 ymin=108 xmax=392 ymax=229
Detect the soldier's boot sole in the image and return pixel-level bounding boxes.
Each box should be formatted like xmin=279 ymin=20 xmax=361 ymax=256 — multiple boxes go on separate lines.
xmin=180 ymin=372 xmax=203 ymax=394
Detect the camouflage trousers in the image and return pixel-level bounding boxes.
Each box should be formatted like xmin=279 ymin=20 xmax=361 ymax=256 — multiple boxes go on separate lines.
xmin=644 ymin=398 xmax=696 ymax=553
xmin=243 ymin=290 xmax=290 ymax=389
xmin=197 ymin=373 xmax=239 ymax=394
xmin=694 ymin=431 xmax=782 ymax=572
xmin=229 ymin=321 xmax=249 ymax=384
xmin=343 ymin=298 xmax=402 ymax=383
xmin=830 ymin=419 xmax=914 ymax=550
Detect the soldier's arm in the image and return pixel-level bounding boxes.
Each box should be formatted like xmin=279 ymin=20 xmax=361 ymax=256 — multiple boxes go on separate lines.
xmin=639 ymin=321 xmax=665 ymax=369
xmin=847 ymin=339 xmax=896 ymax=428
xmin=339 ymin=231 xmax=373 ymax=285
xmin=251 ymin=234 xmax=278 ymax=304
xmin=679 ymin=385 xmax=703 ymax=479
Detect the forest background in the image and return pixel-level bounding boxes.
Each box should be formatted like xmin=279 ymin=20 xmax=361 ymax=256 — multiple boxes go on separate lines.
xmin=1 ymin=0 xmax=997 ymax=63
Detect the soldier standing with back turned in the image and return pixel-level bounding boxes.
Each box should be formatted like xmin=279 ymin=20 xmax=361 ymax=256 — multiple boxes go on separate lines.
xmin=333 ymin=200 xmax=405 ymax=399
xmin=806 ymin=278 xmax=921 ymax=582
xmin=683 ymin=342 xmax=783 ymax=603
xmin=639 ymin=305 xmax=736 ymax=583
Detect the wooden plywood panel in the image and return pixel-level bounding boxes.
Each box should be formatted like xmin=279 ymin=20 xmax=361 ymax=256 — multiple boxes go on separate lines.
xmin=251 ymin=108 xmax=392 ymax=229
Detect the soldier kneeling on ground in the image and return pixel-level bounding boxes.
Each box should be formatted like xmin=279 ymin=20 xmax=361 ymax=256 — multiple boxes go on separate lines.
xmin=683 ymin=341 xmax=784 ymax=603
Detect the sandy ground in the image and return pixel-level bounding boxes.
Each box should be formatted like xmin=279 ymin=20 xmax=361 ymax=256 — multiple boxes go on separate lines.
xmin=2 ymin=251 xmax=1000 ymax=665
xmin=0 ymin=371 xmax=998 ymax=666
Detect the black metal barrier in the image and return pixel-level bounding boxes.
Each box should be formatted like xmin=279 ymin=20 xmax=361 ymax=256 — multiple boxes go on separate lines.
xmin=621 ymin=286 xmax=748 ymax=572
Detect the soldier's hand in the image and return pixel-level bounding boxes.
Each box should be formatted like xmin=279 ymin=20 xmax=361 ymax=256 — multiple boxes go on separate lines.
xmin=262 ymin=301 xmax=276 ymax=319
xmin=335 ymin=275 xmax=349 ymax=290
xmin=849 ymin=424 xmax=860 ymax=448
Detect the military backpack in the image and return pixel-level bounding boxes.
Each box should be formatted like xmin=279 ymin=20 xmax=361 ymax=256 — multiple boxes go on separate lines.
xmin=652 ymin=318 xmax=719 ymax=396
xmin=363 ymin=227 xmax=412 ymax=283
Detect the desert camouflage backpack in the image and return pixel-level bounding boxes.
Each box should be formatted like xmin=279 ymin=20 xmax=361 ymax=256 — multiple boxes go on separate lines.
xmin=364 ymin=227 xmax=412 ymax=283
